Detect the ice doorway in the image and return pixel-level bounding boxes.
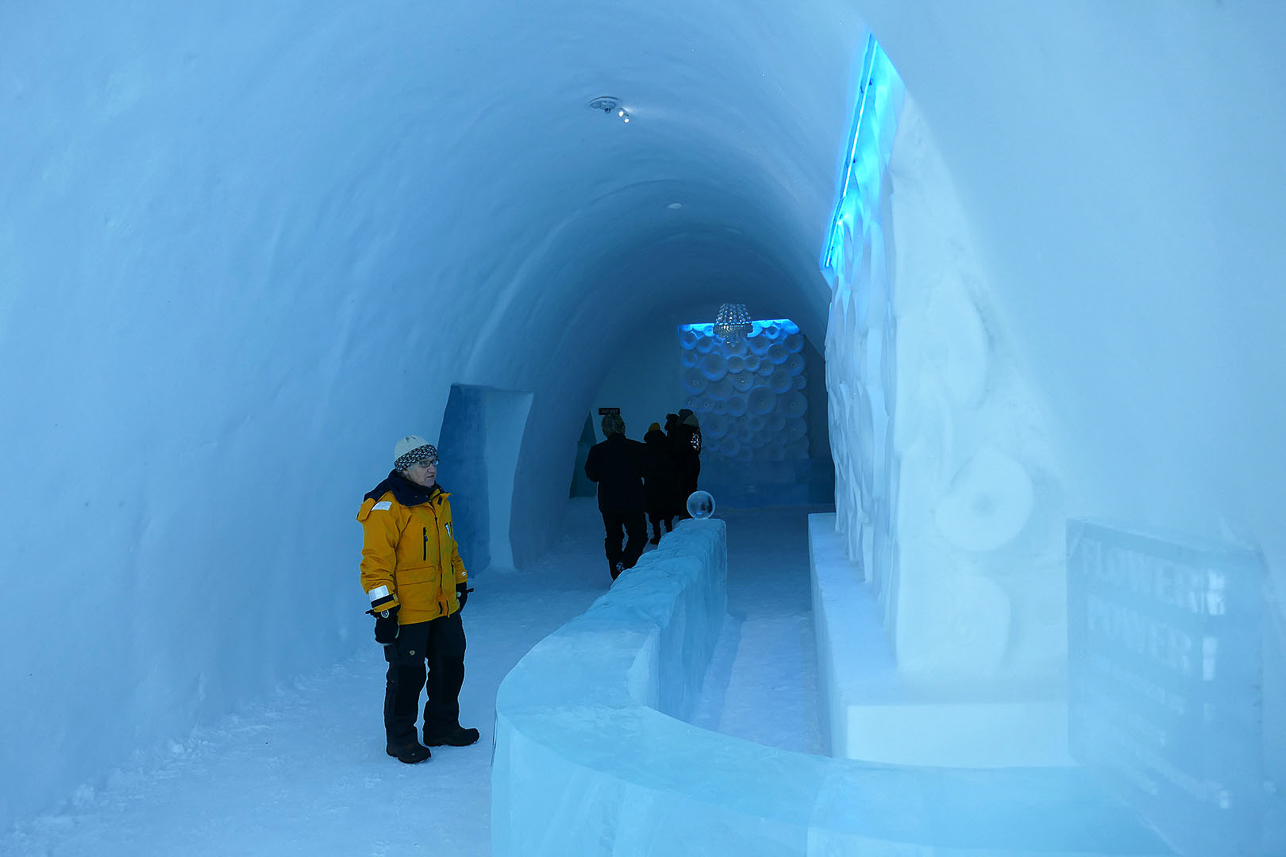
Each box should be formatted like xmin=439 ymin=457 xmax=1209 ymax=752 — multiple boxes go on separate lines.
xmin=437 ymin=384 xmax=533 ymax=574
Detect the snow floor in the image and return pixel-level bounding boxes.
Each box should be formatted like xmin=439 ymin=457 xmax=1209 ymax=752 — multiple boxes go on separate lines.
xmin=3 ymin=499 xmax=827 ymax=856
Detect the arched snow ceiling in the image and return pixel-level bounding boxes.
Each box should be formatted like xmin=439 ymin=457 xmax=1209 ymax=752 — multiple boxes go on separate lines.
xmin=2 ymin=0 xmax=867 ymax=567
xmin=3 ymin=1 xmax=1283 ymax=568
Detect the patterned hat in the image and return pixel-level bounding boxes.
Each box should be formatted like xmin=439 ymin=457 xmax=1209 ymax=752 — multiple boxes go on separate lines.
xmin=394 ymin=435 xmax=438 ymax=471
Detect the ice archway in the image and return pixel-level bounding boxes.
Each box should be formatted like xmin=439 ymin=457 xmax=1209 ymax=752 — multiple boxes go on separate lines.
xmin=2 ymin=0 xmax=1284 ymax=832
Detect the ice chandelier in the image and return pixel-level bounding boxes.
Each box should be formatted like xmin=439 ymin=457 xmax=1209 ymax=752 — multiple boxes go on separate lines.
xmin=712 ymin=303 xmax=752 ymax=345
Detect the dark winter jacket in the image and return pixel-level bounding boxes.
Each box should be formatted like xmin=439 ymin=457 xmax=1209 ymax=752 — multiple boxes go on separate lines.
xmin=584 ymin=434 xmax=649 ymax=513
xmin=643 ymin=428 xmax=680 ymax=517
xmin=671 ymin=424 xmax=702 ymax=496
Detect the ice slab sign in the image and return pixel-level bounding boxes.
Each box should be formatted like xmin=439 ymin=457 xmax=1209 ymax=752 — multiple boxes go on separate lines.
xmin=1067 ymin=520 xmax=1264 ymax=856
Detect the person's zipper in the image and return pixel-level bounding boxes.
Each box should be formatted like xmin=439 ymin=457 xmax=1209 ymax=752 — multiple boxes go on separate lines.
xmin=423 ymin=527 xmax=428 ymax=561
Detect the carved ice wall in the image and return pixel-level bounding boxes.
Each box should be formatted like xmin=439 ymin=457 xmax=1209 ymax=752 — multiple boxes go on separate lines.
xmin=677 ymin=320 xmax=809 ymax=462
xmin=823 ymin=56 xmax=1067 ymax=680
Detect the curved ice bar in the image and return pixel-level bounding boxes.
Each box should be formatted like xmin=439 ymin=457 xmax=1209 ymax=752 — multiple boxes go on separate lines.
xmin=491 ymin=519 xmax=1173 ymax=856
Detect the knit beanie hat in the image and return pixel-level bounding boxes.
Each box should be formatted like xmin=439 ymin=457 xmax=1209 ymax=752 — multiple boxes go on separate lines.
xmin=394 ymin=435 xmax=439 ymax=471
xmin=683 ymin=414 xmax=700 ymax=427
xmin=601 ymin=413 xmax=626 ymax=436
xmin=648 ymin=422 xmax=661 ymax=432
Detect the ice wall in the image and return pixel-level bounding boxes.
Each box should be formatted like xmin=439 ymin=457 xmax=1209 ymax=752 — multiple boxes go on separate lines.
xmin=438 ymin=385 xmax=492 ymax=574
xmin=823 ymin=48 xmax=1066 ymax=680
xmin=853 ymin=1 xmax=1286 ymax=630
xmin=679 ymin=320 xmax=810 ymax=463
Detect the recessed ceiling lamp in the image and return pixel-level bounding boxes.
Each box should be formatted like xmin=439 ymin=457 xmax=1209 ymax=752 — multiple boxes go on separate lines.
xmin=588 ymin=96 xmax=631 ymax=124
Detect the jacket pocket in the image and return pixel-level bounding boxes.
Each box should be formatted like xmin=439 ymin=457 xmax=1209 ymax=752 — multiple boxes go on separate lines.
xmin=396 ymin=567 xmax=442 ymax=597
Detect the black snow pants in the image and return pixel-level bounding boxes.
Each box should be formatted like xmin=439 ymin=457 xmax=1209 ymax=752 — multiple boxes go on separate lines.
xmin=601 ymin=509 xmax=647 ymax=579
xmin=383 ymin=612 xmax=466 ymax=746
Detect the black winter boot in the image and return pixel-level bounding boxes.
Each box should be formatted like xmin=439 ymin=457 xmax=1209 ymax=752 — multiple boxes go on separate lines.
xmin=386 ymin=741 xmax=431 ymax=763
xmin=423 ymin=725 xmax=480 ymax=747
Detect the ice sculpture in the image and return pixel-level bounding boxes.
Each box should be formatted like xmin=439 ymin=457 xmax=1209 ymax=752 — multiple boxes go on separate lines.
xmin=677 ymin=320 xmax=809 ymax=463
xmin=819 ymin=47 xmax=1065 ymax=682
xmin=686 ymin=489 xmax=715 ymax=519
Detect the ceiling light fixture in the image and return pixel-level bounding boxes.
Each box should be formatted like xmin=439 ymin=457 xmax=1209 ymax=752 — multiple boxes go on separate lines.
xmin=588 ymin=96 xmax=631 ymax=124
xmin=713 ymin=303 xmax=752 ymax=345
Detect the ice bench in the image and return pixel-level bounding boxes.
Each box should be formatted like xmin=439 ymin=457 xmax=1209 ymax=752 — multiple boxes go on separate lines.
xmin=492 ymin=518 xmax=1173 ymax=856
xmin=808 ymin=513 xmax=1072 ymax=769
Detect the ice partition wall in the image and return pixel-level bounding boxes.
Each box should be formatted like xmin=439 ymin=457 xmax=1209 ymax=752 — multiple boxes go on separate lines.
xmin=677 ymin=319 xmax=809 ymax=462
xmin=820 ymin=39 xmax=1066 ymax=680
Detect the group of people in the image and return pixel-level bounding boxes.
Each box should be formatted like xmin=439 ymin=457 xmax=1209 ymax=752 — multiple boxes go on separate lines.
xmin=584 ymin=408 xmax=703 ymax=580
xmin=353 ymin=414 xmax=703 ymax=765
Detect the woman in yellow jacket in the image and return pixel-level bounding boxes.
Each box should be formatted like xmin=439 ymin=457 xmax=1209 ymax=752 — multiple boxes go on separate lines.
xmin=358 ymin=435 xmax=478 ymax=763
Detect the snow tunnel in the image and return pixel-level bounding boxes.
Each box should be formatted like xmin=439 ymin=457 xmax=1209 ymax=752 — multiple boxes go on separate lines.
xmin=2 ymin=1 xmax=1285 ymax=849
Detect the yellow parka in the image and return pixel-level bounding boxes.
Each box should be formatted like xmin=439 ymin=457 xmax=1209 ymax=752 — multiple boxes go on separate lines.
xmin=358 ymin=483 xmax=467 ymax=625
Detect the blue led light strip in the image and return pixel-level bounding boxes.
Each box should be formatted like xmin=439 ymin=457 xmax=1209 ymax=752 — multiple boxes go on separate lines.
xmin=823 ymin=35 xmax=881 ymax=271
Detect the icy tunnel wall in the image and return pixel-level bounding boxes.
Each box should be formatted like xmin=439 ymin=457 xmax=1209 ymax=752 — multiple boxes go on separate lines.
xmin=823 ymin=62 xmax=1067 ymax=681
xmin=0 ymin=0 xmax=855 ymax=828
xmin=854 ymin=2 xmax=1286 ymax=606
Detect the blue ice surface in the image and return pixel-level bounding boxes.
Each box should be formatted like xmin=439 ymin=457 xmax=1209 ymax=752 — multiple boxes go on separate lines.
xmin=439 ymin=384 xmax=492 ymax=573
xmin=698 ymin=457 xmax=835 ymax=508
xmin=1068 ymin=519 xmax=1272 ymax=856
xmin=493 ymin=518 xmax=1174 ymax=856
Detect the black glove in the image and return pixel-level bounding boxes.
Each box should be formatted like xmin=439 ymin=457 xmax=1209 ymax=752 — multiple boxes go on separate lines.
xmin=371 ymin=605 xmax=399 ymax=645
xmin=456 ymin=582 xmax=473 ymax=612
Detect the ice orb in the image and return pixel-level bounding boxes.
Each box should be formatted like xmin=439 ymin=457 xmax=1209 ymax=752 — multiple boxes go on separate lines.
xmin=686 ymin=490 xmax=716 ymax=519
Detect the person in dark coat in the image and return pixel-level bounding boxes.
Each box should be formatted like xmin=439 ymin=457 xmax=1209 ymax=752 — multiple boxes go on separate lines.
xmin=642 ymin=422 xmax=679 ymax=544
xmin=664 ymin=411 xmax=691 ymax=516
xmin=584 ymin=413 xmax=649 ymax=580
xmin=672 ymin=409 xmax=702 ymax=517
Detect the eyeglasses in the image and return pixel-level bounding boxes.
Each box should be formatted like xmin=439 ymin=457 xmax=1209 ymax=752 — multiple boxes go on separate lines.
xmin=412 ymin=458 xmax=439 ymax=469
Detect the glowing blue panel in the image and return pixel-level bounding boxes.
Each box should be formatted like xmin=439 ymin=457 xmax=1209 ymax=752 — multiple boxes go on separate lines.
xmin=821 ymin=36 xmax=902 ymax=273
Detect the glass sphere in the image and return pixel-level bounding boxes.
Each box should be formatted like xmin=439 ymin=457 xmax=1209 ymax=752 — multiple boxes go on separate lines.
xmin=686 ymin=490 xmax=716 ymax=520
